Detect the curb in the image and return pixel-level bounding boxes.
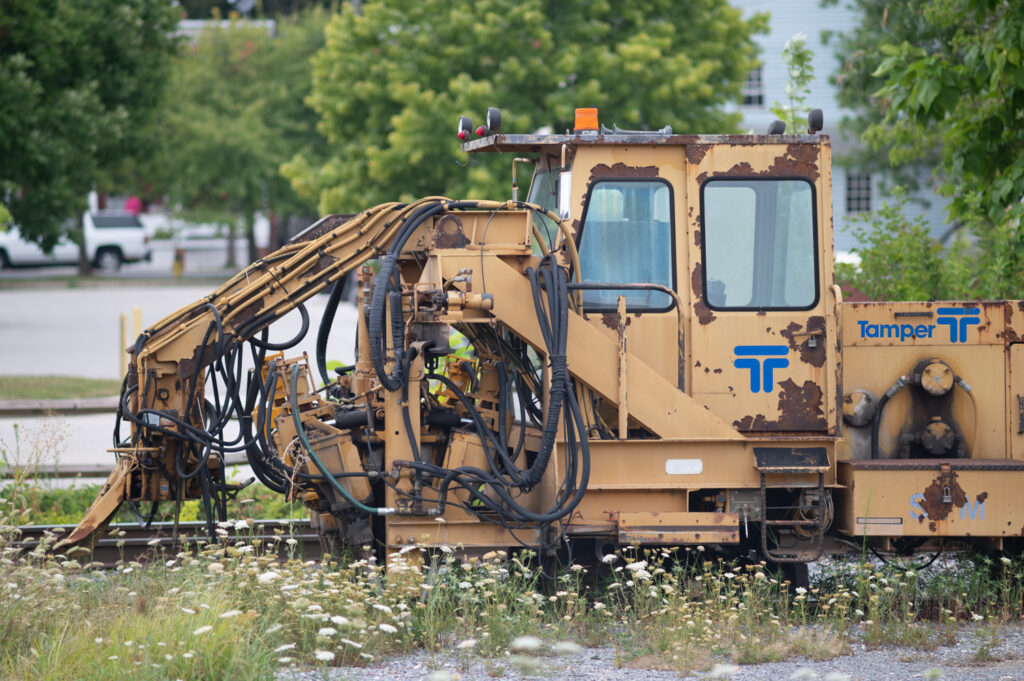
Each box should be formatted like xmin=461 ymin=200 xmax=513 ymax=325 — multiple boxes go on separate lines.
xmin=0 ymin=396 xmax=120 ymax=417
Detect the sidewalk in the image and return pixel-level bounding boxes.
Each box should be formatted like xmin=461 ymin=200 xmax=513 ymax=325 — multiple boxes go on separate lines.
xmin=0 ymin=396 xmax=120 ymax=417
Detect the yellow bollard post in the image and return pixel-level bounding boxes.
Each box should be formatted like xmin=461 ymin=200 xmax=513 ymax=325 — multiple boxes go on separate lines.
xmin=133 ymin=306 xmax=142 ymax=340
xmin=120 ymin=313 xmax=127 ymax=377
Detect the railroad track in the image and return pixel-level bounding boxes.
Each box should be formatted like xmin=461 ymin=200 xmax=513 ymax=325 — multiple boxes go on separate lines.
xmin=11 ymin=519 xmax=321 ymax=566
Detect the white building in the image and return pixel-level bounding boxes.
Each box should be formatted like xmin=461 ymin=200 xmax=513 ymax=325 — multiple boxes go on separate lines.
xmin=727 ymin=0 xmax=950 ymax=256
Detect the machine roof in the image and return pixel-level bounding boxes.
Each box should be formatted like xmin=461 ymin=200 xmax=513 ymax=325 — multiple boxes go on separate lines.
xmin=461 ymin=132 xmax=829 ymax=153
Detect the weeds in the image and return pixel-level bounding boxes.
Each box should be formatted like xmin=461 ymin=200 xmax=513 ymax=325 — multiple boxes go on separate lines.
xmin=2 ymin=433 xmax=1024 ymax=678
xmin=2 ymin=516 xmax=1024 ymax=679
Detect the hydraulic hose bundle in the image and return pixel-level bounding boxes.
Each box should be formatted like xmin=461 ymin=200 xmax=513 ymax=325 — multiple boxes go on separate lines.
xmin=111 ymin=197 xmax=589 ymax=546
xmin=385 ymin=254 xmax=591 ymax=530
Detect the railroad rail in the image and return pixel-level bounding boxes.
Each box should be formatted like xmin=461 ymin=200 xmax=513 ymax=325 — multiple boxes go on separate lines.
xmin=11 ymin=518 xmax=321 ymax=566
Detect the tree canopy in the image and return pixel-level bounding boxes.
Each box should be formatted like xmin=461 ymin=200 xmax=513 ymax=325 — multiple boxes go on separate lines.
xmin=145 ymin=10 xmax=328 ymax=265
xmin=0 ymin=0 xmax=180 ymax=248
xmin=833 ymin=0 xmax=1024 ymax=298
xmin=284 ymin=0 xmax=767 ymax=214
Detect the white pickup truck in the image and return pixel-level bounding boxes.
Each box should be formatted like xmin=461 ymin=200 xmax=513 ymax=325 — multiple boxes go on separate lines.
xmin=0 ymin=212 xmax=152 ymax=271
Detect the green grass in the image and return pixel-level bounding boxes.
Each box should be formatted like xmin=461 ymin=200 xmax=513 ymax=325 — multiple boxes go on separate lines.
xmin=4 ymin=478 xmax=307 ymax=526
xmin=1 ymin=508 xmax=1023 ymax=681
xmin=0 ymin=375 xmax=123 ymax=400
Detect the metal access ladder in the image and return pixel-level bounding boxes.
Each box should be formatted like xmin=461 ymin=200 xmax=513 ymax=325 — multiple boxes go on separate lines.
xmin=754 ymin=447 xmax=830 ymax=563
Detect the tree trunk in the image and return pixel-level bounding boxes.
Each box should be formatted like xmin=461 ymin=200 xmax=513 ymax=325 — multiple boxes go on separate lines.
xmin=76 ymin=211 xmax=93 ymax=276
xmin=245 ymin=211 xmax=257 ymax=264
xmin=226 ymin=220 xmax=237 ymax=269
xmin=268 ymin=211 xmax=281 ymax=251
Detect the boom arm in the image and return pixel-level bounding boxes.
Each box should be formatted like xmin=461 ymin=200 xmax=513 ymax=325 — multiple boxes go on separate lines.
xmin=61 ymin=197 xmax=587 ymax=549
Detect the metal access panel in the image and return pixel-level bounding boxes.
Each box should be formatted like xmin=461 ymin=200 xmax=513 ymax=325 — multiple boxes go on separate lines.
xmin=835 ymin=459 xmax=1024 ymax=538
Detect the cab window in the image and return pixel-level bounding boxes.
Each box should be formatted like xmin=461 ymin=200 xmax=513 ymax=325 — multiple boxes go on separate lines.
xmin=701 ymin=179 xmax=817 ymax=310
xmin=527 ymin=155 xmax=562 ymax=251
xmin=577 ymin=179 xmax=674 ymax=311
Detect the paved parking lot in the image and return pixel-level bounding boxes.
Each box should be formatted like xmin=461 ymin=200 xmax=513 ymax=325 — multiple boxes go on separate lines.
xmin=0 ymin=282 xmax=358 ymax=468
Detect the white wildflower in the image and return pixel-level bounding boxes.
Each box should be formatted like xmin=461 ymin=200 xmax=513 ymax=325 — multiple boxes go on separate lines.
xmin=378 ymin=623 xmax=398 ymax=634
xmin=510 ymin=635 xmax=543 ymax=652
xmin=457 ymin=638 xmax=477 ymax=650
xmin=314 ymin=650 xmax=335 ymax=662
xmin=709 ymin=663 xmax=740 ymax=678
xmin=625 ymin=560 xmax=648 ymax=572
xmin=601 ymin=554 xmax=619 ymax=565
xmin=192 ymin=625 xmax=213 ymax=636
xmin=331 ymin=615 xmax=350 ymax=625
xmin=552 ymin=641 xmax=582 ymax=655
xmin=274 ymin=643 xmax=295 ymax=653
xmin=218 ymin=610 xmax=241 ymax=619
xmin=318 ymin=627 xmax=337 ymax=637
xmin=257 ymin=571 xmax=280 ymax=585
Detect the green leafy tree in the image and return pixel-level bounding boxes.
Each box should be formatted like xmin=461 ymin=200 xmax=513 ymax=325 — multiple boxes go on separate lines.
xmin=284 ymin=0 xmax=767 ymax=213
xmin=770 ymin=33 xmax=815 ymax=132
xmin=0 ymin=0 xmax=180 ymax=254
xmin=824 ymin=0 xmax=948 ymax=195
xmin=150 ymin=10 xmax=327 ymax=266
xmin=829 ymin=0 xmax=1024 ymax=299
xmin=837 ymin=189 xmax=974 ymax=301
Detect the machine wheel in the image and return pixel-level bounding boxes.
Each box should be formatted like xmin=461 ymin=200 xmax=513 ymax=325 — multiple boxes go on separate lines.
xmin=94 ymin=247 xmax=123 ymax=272
xmin=0 ymin=248 xmax=9 ymax=270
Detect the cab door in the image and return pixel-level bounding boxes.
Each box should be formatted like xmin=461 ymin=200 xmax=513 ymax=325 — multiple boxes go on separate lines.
xmin=571 ymin=146 xmax=685 ymax=394
xmin=685 ymin=143 xmax=838 ymax=434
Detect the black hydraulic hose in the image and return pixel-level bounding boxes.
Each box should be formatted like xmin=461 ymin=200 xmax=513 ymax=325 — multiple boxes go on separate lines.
xmin=497 ymin=361 xmax=510 ymax=458
xmin=289 ymin=365 xmax=383 ymax=515
xmin=400 ymin=346 xmax=424 ymax=464
xmin=250 ymin=363 xmax=348 ymax=484
xmin=871 ymin=377 xmax=908 ymax=459
xmin=521 ymin=261 xmax=569 ymax=488
xmin=426 ymin=372 xmax=508 ymax=477
xmin=367 ymin=200 xmax=481 ymax=391
xmin=367 ymin=252 xmax=405 ymax=392
xmin=316 ymin=279 xmax=346 ymax=386
xmin=249 ymin=304 xmax=310 ymax=351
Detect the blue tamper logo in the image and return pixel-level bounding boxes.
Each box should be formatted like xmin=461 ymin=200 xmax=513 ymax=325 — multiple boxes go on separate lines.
xmin=733 ymin=345 xmax=790 ymax=393
xmin=936 ymin=307 xmax=980 ymax=343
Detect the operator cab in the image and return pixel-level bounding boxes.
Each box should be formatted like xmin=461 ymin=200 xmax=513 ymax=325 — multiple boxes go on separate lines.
xmin=462 ymin=107 xmax=839 ymax=437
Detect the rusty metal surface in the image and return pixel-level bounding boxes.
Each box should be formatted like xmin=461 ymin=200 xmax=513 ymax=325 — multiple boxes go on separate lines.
xmin=461 ymin=133 xmax=829 ymax=153
xmin=753 ymin=446 xmax=829 ymax=471
xmin=617 ymin=511 xmax=740 ymax=545
xmin=843 ymin=458 xmax=1024 ymax=471
xmin=835 ymin=462 xmax=1024 ymax=538
xmin=287 ymin=213 xmax=356 ymax=244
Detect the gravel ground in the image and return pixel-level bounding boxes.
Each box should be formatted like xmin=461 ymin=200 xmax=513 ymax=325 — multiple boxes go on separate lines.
xmin=278 ymin=624 xmax=1024 ymax=681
